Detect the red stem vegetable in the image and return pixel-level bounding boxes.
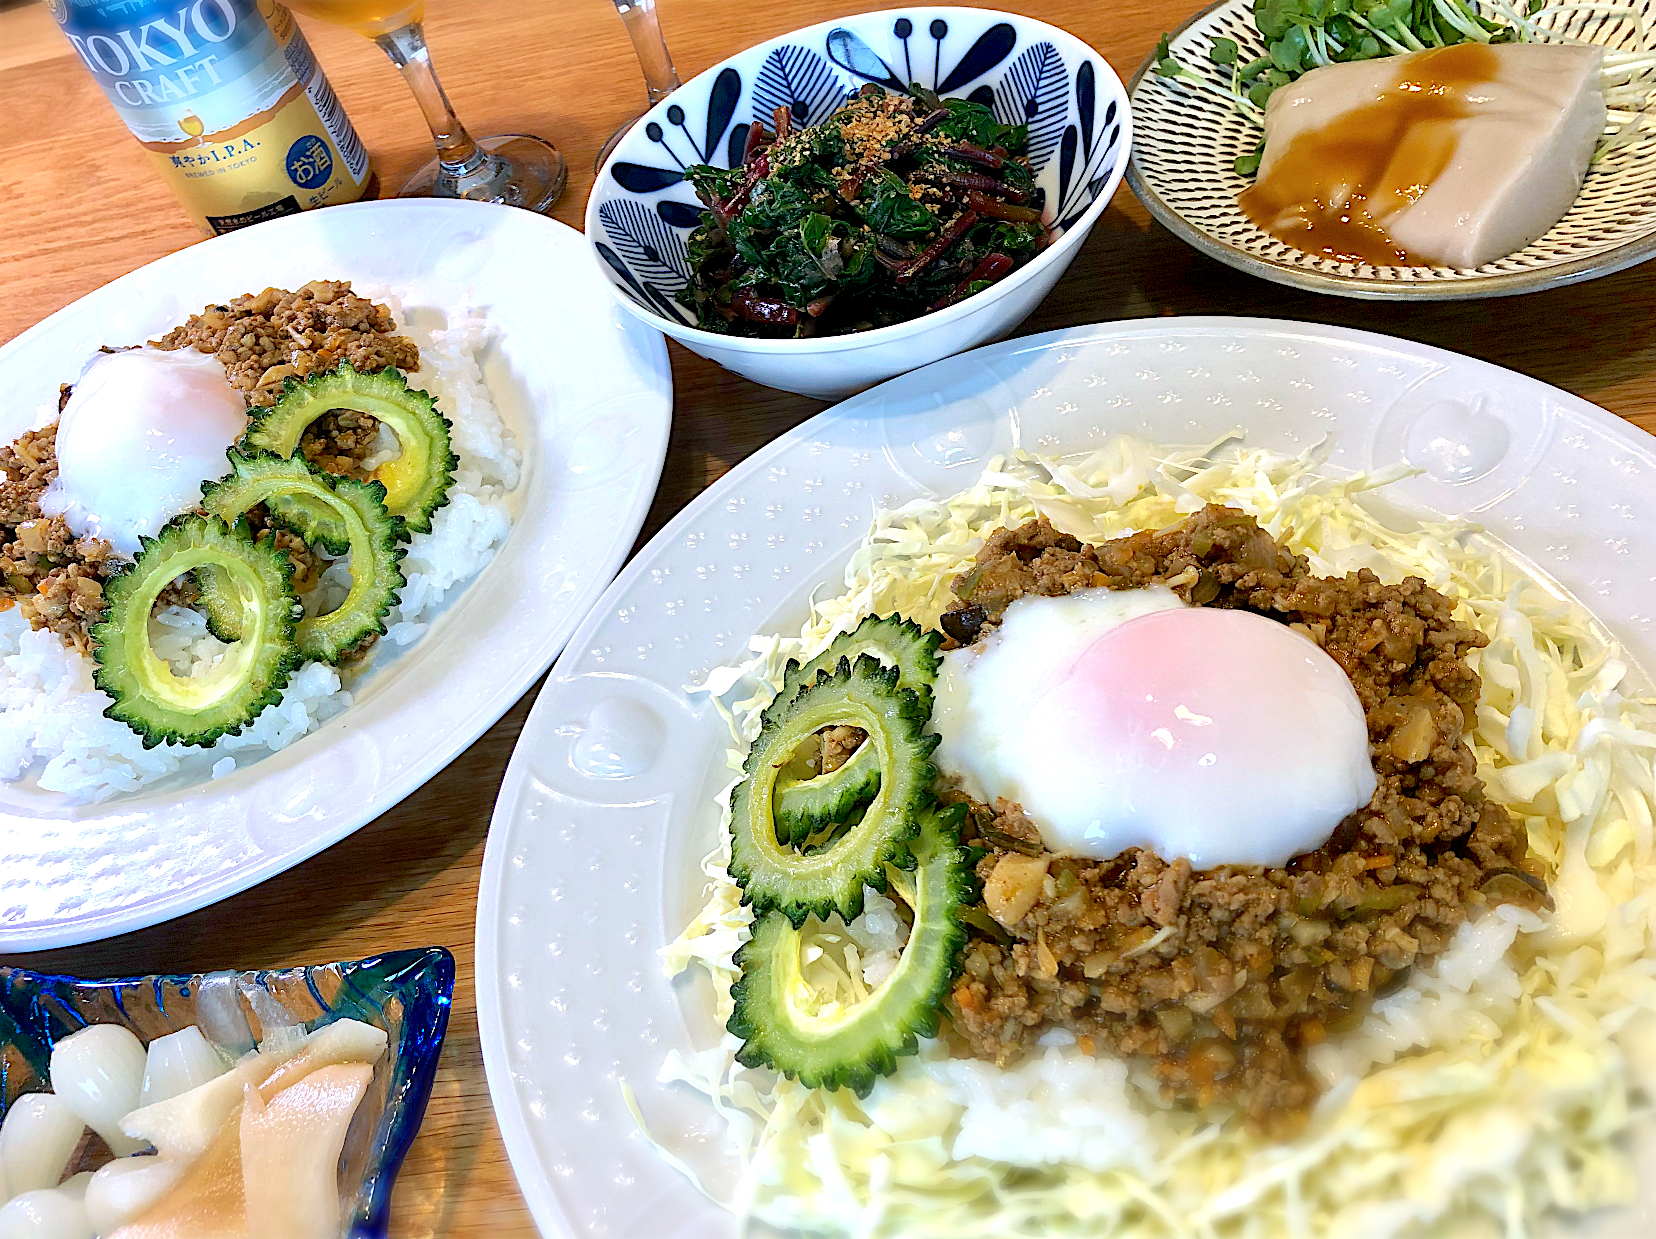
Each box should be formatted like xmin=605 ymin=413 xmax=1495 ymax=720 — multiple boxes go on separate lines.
xmin=895 ymin=209 xmax=979 ymax=284
xmin=742 ymin=122 xmax=773 ymax=165
xmin=938 ymin=169 xmax=1025 ymax=201
xmin=952 ymin=142 xmax=1005 ymax=169
xmin=930 ymin=252 xmax=1015 ymax=310
xmin=965 ymin=189 xmax=1043 ymax=223
xmin=731 ymin=288 xmax=800 ymax=326
xmin=714 ymin=152 xmax=771 ymax=226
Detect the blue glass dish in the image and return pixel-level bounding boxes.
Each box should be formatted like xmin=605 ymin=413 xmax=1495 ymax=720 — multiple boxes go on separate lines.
xmin=0 ymin=946 xmax=454 ymax=1239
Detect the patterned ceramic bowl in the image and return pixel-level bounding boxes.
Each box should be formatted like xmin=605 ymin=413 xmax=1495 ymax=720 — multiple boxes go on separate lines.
xmin=1127 ymin=0 xmax=1656 ymax=299
xmin=0 ymin=947 xmax=453 ymax=1238
xmin=585 ymin=7 xmax=1130 ymax=399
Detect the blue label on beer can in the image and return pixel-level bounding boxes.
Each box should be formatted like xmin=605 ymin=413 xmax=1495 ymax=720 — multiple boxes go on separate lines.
xmin=285 ymin=133 xmax=332 ymax=188
xmin=57 ymin=0 xmax=295 ymax=146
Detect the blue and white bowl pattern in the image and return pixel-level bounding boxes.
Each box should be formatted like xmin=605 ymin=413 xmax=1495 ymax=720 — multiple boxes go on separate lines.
xmin=593 ymin=9 xmax=1125 ymax=326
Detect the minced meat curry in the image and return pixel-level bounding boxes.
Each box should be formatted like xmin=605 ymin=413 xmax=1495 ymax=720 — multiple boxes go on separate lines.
xmin=0 ymin=281 xmax=419 ymax=649
xmin=936 ymin=507 xmax=1547 ymax=1136
xmin=151 ymin=279 xmax=418 ymax=406
xmin=0 ymin=425 xmax=118 ymax=651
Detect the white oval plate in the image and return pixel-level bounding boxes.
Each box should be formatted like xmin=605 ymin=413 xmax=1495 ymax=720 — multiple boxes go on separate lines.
xmin=477 ymin=317 xmax=1656 ymax=1237
xmin=1126 ymin=0 xmax=1656 ymax=299
xmin=0 ymin=199 xmax=672 ymax=951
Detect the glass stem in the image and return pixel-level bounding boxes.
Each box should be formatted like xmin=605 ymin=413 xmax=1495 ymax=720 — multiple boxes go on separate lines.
xmin=375 ymin=21 xmax=490 ymax=179
xmin=613 ymin=0 xmax=681 ymax=103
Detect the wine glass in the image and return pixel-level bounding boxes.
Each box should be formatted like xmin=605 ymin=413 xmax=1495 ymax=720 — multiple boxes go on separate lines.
xmin=598 ymin=0 xmax=683 ymax=170
xmin=283 ymin=0 xmax=566 ymax=213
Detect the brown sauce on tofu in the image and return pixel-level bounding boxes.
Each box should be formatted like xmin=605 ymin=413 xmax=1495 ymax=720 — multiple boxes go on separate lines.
xmin=1240 ymin=42 xmax=1500 ymax=265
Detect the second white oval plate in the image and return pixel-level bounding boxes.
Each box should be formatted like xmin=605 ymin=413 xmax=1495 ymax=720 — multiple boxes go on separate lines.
xmin=0 ymin=199 xmax=672 ymax=951
xmin=476 ymin=317 xmax=1656 ymax=1237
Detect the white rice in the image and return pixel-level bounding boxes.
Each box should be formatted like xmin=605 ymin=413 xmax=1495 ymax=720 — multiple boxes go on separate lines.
xmin=849 ymin=905 xmax=1538 ymax=1186
xmin=845 ymin=889 xmax=906 ymax=987
xmin=0 ymin=296 xmax=518 ymax=803
xmin=871 ymin=1035 xmax=1155 ymax=1176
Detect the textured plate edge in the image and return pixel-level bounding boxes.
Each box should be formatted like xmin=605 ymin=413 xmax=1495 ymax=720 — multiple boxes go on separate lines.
xmin=1122 ymin=0 xmax=1656 ymax=301
xmin=476 ymin=789 xmax=574 ymax=1239
xmin=0 ymin=201 xmax=675 ymax=953
xmin=474 ymin=314 xmax=1656 ymax=1238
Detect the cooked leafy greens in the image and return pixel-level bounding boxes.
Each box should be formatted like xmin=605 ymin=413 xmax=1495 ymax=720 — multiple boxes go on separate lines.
xmin=929 ymin=96 xmax=1029 ymax=149
xmin=677 ymin=85 xmax=1048 ymax=338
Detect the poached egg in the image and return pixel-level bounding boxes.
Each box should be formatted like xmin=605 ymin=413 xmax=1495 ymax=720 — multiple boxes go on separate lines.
xmin=931 ymin=587 xmax=1375 ymax=869
xmin=43 ymin=349 xmax=248 ymax=557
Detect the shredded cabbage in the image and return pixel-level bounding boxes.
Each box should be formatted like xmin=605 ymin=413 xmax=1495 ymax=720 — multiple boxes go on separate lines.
xmin=652 ymin=438 xmax=1656 ymax=1239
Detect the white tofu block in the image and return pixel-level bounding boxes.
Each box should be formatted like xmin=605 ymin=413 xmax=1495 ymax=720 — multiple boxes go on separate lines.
xmin=1255 ymin=43 xmax=1605 ymax=267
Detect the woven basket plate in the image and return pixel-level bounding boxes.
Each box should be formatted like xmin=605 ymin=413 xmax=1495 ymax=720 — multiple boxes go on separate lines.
xmin=1126 ymin=0 xmax=1656 ymax=299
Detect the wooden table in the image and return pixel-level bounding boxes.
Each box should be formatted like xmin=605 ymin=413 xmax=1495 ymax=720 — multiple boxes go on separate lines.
xmin=1 ymin=0 xmax=1653 ymax=1233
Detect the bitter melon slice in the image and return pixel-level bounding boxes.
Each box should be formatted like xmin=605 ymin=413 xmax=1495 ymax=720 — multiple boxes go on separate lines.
xmin=774 ymin=740 xmax=881 ymax=846
xmin=728 ymin=654 xmax=938 ymax=925
xmin=781 ymin=614 xmax=942 ymax=711
xmin=199 ymin=450 xmax=406 ymax=664
xmin=90 ymin=515 xmax=301 ymax=748
xmin=728 ymin=805 xmax=974 ymax=1096
xmin=243 ymin=363 xmax=455 ymax=534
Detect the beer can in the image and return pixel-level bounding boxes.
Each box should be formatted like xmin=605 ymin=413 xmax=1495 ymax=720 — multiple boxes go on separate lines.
xmin=49 ymin=0 xmax=374 ymax=235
